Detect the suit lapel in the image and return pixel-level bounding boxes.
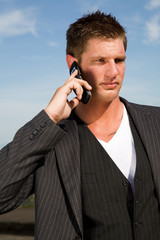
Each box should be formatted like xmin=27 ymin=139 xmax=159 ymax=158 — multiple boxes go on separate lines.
xmin=55 ymin=119 xmax=82 ymax=233
xmin=122 ymin=99 xmax=160 ymax=201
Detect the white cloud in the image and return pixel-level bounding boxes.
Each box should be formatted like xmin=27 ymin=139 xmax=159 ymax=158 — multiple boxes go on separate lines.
xmin=146 ymin=0 xmax=160 ymax=10
xmin=0 ymin=8 xmax=37 ymax=40
xmin=144 ymin=15 xmax=160 ymax=43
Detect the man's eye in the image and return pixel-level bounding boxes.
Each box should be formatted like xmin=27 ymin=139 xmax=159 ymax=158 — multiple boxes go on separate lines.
xmin=96 ymin=59 xmax=104 ymax=62
xmin=115 ymin=58 xmax=125 ymax=63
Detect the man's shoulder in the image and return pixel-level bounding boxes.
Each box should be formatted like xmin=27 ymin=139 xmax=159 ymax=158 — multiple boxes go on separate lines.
xmin=121 ymin=97 xmax=160 ymax=117
xmin=121 ymin=97 xmax=160 ymax=110
xmin=129 ymin=101 xmax=159 ymax=111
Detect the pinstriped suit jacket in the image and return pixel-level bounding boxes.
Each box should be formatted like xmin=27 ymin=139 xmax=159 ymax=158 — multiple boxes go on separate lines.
xmin=0 ymin=98 xmax=160 ymax=240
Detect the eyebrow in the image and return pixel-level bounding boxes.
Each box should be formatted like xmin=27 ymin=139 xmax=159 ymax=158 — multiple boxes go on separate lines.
xmin=115 ymin=55 xmax=126 ymax=60
xmin=90 ymin=55 xmax=126 ymax=60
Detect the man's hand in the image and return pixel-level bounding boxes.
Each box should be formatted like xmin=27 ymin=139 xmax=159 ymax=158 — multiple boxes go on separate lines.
xmin=44 ymin=70 xmax=92 ymax=123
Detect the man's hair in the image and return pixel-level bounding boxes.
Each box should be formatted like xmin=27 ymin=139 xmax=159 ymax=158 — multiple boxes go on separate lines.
xmin=66 ymin=10 xmax=127 ymax=62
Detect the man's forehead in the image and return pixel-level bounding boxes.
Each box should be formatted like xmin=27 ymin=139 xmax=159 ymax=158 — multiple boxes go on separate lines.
xmin=86 ymin=37 xmax=124 ymax=48
xmin=84 ymin=38 xmax=126 ymax=56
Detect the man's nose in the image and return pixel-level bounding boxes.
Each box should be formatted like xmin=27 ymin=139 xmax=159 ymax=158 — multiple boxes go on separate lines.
xmin=105 ymin=61 xmax=118 ymax=79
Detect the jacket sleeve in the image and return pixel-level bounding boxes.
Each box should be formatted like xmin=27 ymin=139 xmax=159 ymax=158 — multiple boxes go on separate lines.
xmin=0 ymin=110 xmax=66 ymax=214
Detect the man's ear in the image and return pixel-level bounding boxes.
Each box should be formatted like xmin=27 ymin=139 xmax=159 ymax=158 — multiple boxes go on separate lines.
xmin=66 ymin=55 xmax=77 ymax=69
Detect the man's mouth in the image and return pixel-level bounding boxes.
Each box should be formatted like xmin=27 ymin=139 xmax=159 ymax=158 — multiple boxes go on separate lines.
xmin=101 ymin=81 xmax=118 ymax=89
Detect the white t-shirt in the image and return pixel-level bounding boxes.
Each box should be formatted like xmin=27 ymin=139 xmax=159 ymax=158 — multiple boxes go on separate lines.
xmin=98 ymin=105 xmax=136 ymax=192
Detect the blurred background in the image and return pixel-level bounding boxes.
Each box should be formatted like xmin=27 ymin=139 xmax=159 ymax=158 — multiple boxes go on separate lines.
xmin=0 ymin=0 xmax=160 ymax=237
xmin=0 ymin=0 xmax=160 ymax=149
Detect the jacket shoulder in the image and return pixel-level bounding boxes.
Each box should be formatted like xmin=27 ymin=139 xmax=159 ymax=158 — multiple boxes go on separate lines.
xmin=121 ymin=97 xmax=160 ymax=118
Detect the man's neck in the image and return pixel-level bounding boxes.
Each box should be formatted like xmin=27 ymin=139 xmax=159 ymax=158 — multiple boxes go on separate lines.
xmin=75 ymin=96 xmax=123 ymax=125
xmin=74 ymin=96 xmax=124 ymax=142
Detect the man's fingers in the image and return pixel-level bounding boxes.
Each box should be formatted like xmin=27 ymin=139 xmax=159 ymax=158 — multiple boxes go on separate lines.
xmin=67 ymin=69 xmax=78 ymax=80
xmin=65 ymin=78 xmax=92 ymax=96
xmin=68 ymin=97 xmax=80 ymax=110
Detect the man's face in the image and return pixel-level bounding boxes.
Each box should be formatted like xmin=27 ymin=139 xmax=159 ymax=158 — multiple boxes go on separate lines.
xmin=79 ymin=38 xmax=126 ymax=103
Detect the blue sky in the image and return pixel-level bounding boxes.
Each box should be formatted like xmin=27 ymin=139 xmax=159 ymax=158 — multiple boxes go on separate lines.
xmin=0 ymin=0 xmax=160 ymax=148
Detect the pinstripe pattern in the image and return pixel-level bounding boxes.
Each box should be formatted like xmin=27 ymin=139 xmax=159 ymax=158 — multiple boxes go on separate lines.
xmin=0 ymin=110 xmax=66 ymax=214
xmin=131 ymin=115 xmax=160 ymax=239
xmin=122 ymin=98 xmax=160 ymax=201
xmin=0 ymin=98 xmax=160 ymax=239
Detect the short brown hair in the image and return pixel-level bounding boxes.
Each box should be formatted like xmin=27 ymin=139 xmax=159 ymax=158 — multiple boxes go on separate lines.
xmin=66 ymin=10 xmax=127 ymax=62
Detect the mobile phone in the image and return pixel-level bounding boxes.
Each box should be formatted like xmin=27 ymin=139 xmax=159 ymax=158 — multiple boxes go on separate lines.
xmin=70 ymin=61 xmax=92 ymax=104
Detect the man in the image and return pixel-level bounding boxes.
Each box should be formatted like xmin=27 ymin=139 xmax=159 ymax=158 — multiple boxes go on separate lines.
xmin=0 ymin=10 xmax=160 ymax=240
